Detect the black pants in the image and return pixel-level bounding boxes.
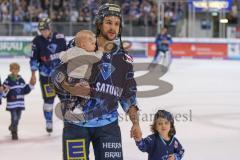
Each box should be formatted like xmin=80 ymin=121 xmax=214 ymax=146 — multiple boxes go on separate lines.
xmin=63 ymin=120 xmax=123 ymax=160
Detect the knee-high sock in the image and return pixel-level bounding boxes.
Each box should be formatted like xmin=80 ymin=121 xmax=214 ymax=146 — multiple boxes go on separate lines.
xmin=43 ymin=103 xmax=53 ymax=123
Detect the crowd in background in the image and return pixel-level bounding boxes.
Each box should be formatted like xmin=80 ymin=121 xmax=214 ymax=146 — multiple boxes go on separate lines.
xmin=0 ymin=0 xmax=185 ymax=27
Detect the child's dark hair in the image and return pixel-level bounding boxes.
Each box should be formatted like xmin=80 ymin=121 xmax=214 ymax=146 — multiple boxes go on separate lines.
xmin=151 ymin=110 xmax=176 ymax=137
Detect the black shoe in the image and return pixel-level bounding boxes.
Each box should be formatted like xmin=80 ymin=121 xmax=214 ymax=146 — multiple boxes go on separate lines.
xmin=8 ymin=125 xmax=13 ymax=131
xmin=12 ymin=132 xmax=18 ymax=140
xmin=9 ymin=125 xmax=17 ymax=132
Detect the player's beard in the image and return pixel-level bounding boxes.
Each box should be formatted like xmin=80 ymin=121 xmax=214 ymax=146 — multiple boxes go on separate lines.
xmin=100 ymin=29 xmax=118 ymax=41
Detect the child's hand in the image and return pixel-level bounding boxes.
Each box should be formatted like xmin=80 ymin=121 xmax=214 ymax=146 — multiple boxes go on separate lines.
xmin=104 ymin=41 xmax=115 ymax=52
xmin=168 ymin=154 xmax=175 ymax=160
xmin=0 ymin=86 xmax=3 ymax=92
xmin=3 ymin=85 xmax=9 ymax=93
xmin=62 ymin=81 xmax=90 ymax=97
xmin=98 ymin=46 xmax=104 ymax=52
xmin=3 ymin=85 xmax=9 ymax=91
xmin=79 ymin=81 xmax=89 ymax=87
xmin=131 ymin=124 xmax=142 ymax=142
xmin=134 ymin=136 xmax=142 ymax=142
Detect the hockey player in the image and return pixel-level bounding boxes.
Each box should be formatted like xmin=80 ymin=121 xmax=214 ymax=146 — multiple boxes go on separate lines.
xmin=2 ymin=63 xmax=36 ymax=140
xmin=29 ymin=18 xmax=67 ymax=133
xmin=149 ymin=27 xmax=173 ymax=69
xmin=58 ymin=3 xmax=142 ymax=160
xmin=134 ymin=110 xmax=184 ymax=160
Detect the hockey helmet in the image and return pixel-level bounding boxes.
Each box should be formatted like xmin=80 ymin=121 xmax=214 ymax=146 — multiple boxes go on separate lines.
xmin=95 ymin=3 xmax=122 ymax=35
xmin=38 ymin=18 xmax=52 ymax=30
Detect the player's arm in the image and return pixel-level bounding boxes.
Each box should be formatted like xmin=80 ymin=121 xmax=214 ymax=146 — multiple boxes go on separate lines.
xmin=30 ymin=38 xmax=40 ymax=80
xmin=59 ymin=51 xmax=68 ymax=63
xmin=22 ymin=78 xmax=34 ymax=95
xmin=2 ymin=78 xmax=10 ymax=98
xmin=61 ymin=34 xmax=67 ymax=51
xmin=0 ymin=78 xmax=2 ymax=92
xmin=135 ymin=135 xmax=155 ymax=153
xmin=173 ymin=139 xmax=185 ymax=160
xmin=119 ymin=55 xmax=141 ymax=139
xmin=167 ymin=34 xmax=173 ymax=45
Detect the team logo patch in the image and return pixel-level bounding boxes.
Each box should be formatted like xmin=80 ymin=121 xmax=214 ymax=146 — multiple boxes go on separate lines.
xmin=123 ymin=54 xmax=133 ymax=63
xmin=174 ymin=140 xmax=179 ymax=148
xmin=66 ymin=139 xmax=86 ymax=160
xmin=43 ymin=84 xmax=56 ymax=97
xmin=105 ymin=53 xmax=111 ymax=59
xmin=56 ymin=33 xmax=64 ymax=39
xmin=47 ymin=43 xmax=57 ymax=53
xmin=16 ymin=88 xmax=21 ymax=94
xmin=55 ymin=71 xmax=65 ymax=83
xmin=98 ymin=63 xmax=115 ymax=80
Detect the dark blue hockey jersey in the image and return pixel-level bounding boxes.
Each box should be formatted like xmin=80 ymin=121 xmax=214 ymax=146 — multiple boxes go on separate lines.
xmin=68 ymin=46 xmax=138 ymax=127
xmin=2 ymin=75 xmax=33 ymax=110
xmin=155 ymin=34 xmax=173 ymax=52
xmin=30 ymin=32 xmax=67 ymax=76
xmin=136 ymin=134 xmax=184 ymax=160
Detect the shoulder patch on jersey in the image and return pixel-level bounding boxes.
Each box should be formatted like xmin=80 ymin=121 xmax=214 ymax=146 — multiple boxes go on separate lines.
xmin=174 ymin=140 xmax=179 ymax=148
xmin=56 ymin=33 xmax=64 ymax=39
xmin=123 ymin=54 xmax=133 ymax=63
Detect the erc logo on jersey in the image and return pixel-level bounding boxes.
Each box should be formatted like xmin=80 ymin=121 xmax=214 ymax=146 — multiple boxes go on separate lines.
xmin=98 ymin=63 xmax=115 ymax=80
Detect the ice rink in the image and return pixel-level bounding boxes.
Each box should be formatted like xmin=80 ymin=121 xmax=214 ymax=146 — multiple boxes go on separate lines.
xmin=0 ymin=57 xmax=240 ymax=160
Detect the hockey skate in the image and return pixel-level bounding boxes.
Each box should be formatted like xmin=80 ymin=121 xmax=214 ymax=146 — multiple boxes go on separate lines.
xmin=46 ymin=122 xmax=53 ymax=134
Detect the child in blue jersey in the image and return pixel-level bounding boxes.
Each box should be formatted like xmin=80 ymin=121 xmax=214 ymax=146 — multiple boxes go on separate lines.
xmin=134 ymin=110 xmax=184 ymax=160
xmin=2 ymin=63 xmax=36 ymax=140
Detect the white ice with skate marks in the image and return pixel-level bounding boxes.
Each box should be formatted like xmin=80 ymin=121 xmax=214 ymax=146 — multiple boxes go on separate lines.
xmin=0 ymin=58 xmax=240 ymax=160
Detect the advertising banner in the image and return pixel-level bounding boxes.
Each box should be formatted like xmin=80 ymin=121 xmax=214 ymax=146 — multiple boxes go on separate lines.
xmin=0 ymin=41 xmax=31 ymax=57
xmin=148 ymin=42 xmax=228 ymax=58
xmin=127 ymin=41 xmax=146 ymax=57
xmin=188 ymin=0 xmax=233 ymax=12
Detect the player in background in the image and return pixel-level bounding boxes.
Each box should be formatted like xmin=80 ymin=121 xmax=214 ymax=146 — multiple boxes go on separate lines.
xmin=2 ymin=63 xmax=36 ymax=140
xmin=149 ymin=27 xmax=173 ymax=69
xmin=134 ymin=110 xmax=184 ymax=160
xmin=29 ymin=18 xmax=67 ymax=133
xmin=57 ymin=3 xmax=142 ymax=160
